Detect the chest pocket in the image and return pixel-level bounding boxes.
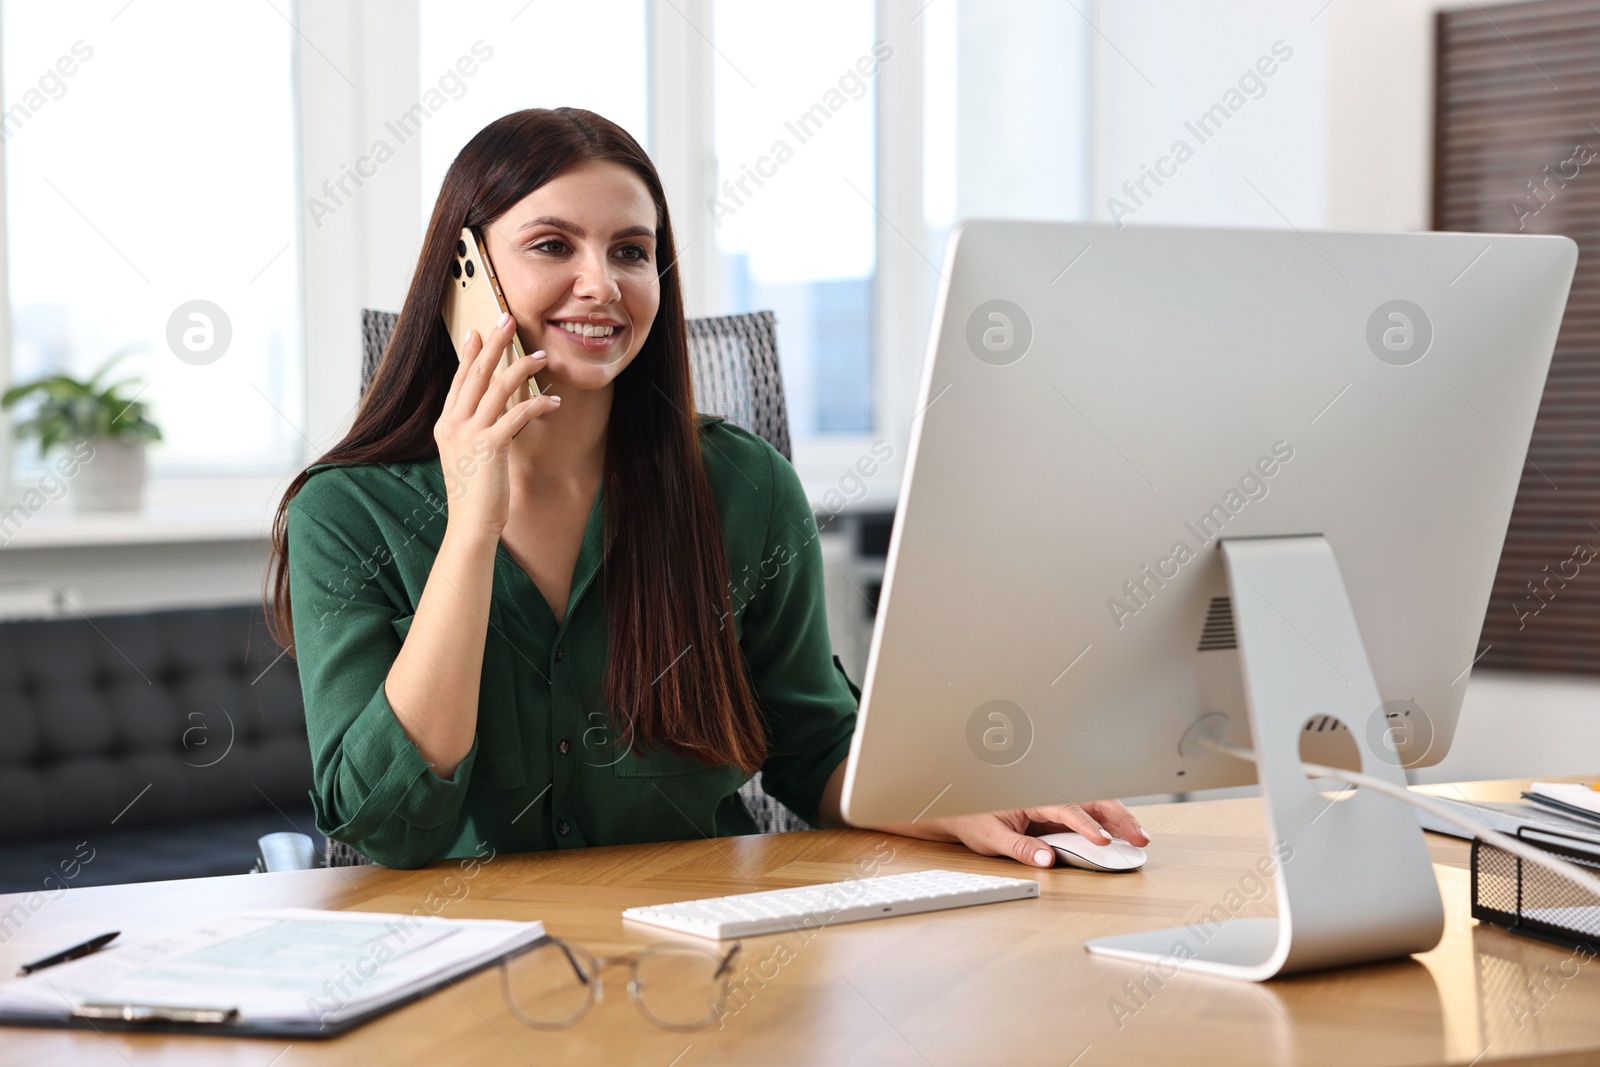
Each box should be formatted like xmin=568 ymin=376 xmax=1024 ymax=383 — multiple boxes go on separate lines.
xmin=611 ymin=738 xmax=748 ymax=841
xmin=611 ymin=743 xmax=720 ymax=778
xmin=390 ymin=605 xmax=527 ymax=789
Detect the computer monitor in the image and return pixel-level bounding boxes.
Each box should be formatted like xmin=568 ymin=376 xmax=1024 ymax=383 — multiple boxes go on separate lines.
xmin=840 ymin=220 xmax=1577 ymax=979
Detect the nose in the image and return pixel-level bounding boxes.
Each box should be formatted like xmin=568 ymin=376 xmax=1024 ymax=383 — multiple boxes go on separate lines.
xmin=571 ymin=246 xmax=621 ymax=304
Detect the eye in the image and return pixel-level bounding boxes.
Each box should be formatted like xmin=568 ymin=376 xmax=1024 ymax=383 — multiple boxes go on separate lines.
xmin=615 ymin=244 xmax=650 ymax=262
xmin=530 ymin=237 xmax=569 ymax=255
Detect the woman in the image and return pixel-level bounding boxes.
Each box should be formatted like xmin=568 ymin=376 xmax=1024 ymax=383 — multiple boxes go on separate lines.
xmin=267 ymin=107 xmax=1147 ymax=870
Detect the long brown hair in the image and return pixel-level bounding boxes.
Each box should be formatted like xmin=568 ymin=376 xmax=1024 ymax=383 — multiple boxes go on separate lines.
xmin=267 ymin=108 xmax=766 ymax=773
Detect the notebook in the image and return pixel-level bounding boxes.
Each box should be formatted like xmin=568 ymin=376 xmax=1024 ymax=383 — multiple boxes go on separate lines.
xmin=0 ymin=908 xmax=546 ymax=1038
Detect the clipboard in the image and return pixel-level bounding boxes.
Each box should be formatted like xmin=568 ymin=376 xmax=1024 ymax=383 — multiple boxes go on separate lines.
xmin=0 ymin=912 xmax=548 ymax=1040
xmin=0 ymin=943 xmax=546 ymax=1039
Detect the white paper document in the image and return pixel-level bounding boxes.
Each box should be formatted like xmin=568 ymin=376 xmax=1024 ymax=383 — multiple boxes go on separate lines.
xmin=0 ymin=909 xmax=545 ymax=1028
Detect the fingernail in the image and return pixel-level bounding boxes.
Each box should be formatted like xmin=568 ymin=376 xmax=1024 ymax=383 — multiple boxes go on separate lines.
xmin=1033 ymin=848 xmax=1052 ymax=866
xmin=499 ymin=311 xmax=512 ymax=326
xmin=549 ymin=395 xmax=561 ymax=405
xmin=462 ymin=328 xmax=472 ymax=344
xmin=532 ymin=349 xmax=546 ymax=359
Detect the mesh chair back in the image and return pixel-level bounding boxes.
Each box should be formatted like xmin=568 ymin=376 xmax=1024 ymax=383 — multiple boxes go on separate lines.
xmin=359 ymin=308 xmax=393 ymax=393
xmin=324 ymin=839 xmax=369 ymax=870
xmin=684 ymin=310 xmax=790 ymax=460
xmin=327 ymin=309 xmax=808 ymax=866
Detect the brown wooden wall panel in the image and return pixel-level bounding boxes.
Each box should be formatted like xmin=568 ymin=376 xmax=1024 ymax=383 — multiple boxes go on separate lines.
xmin=1435 ymin=0 xmax=1600 ymax=674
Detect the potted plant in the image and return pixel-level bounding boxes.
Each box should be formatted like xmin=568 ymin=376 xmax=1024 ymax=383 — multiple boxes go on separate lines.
xmin=1 ymin=351 xmax=162 ymax=512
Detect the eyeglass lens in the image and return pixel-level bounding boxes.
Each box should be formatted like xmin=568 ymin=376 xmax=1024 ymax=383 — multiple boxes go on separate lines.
xmin=502 ymin=940 xmax=596 ymax=1028
xmin=630 ymin=945 xmax=732 ymax=1030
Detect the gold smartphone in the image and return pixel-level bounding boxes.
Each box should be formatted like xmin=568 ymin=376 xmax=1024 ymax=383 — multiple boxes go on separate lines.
xmin=440 ymin=227 xmax=541 ymax=410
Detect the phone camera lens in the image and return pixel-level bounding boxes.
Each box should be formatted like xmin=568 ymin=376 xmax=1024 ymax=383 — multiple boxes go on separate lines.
xmin=464 ymin=260 xmax=476 ymax=278
xmin=451 ymin=260 xmax=462 ymax=279
xmin=456 ymin=240 xmax=467 ymax=257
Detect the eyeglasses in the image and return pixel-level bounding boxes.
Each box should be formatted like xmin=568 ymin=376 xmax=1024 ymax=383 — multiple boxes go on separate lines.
xmin=497 ymin=936 xmax=742 ymax=1032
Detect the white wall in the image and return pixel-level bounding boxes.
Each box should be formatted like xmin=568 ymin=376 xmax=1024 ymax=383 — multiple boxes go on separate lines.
xmin=1089 ymin=1 xmax=1329 ymax=229
xmin=1322 ymin=0 xmax=1442 ymax=232
xmin=1418 ymin=670 xmax=1600 ymax=785
xmin=0 ymin=539 xmax=268 ymax=619
xmin=954 ymin=0 xmax=1091 ymax=222
xmin=297 ymin=0 xmax=424 ymax=460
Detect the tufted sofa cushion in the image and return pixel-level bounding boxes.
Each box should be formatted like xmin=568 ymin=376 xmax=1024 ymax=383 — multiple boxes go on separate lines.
xmin=0 ymin=604 xmax=315 ymax=893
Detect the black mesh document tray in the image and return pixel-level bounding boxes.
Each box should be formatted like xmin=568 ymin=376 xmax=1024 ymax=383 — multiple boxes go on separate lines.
xmin=1472 ymin=826 xmax=1600 ymax=953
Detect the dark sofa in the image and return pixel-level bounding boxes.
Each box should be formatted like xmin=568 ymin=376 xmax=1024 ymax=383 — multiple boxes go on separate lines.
xmin=0 ymin=604 xmax=319 ymax=895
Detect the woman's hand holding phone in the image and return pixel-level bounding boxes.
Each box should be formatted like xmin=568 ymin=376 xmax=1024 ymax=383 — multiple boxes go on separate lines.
xmin=434 ymin=311 xmax=556 ymax=536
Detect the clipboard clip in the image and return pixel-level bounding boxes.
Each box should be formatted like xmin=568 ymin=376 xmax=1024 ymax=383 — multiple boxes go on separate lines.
xmin=72 ymin=1002 xmax=241 ymax=1025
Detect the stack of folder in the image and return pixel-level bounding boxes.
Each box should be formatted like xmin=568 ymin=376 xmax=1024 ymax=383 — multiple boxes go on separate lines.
xmin=1522 ymin=782 xmax=1600 ymax=829
xmin=1415 ymin=781 xmax=1600 ymax=847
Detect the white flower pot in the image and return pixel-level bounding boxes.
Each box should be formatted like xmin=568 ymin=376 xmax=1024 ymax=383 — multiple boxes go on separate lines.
xmin=71 ymin=438 xmax=147 ymax=513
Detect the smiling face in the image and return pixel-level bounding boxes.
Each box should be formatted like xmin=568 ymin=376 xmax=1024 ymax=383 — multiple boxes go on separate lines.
xmin=479 ymin=159 xmax=661 ymax=393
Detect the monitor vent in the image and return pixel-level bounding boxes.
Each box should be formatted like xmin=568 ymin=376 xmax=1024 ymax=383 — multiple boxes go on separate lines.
xmin=1197 ymin=596 xmax=1236 ymax=651
xmin=1302 ymin=715 xmax=1349 ymax=733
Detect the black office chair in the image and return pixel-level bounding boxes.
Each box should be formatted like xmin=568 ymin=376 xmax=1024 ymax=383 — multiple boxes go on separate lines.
xmin=297 ymin=309 xmax=810 ymax=872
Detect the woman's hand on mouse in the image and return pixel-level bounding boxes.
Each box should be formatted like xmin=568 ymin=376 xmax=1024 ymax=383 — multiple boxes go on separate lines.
xmin=890 ymin=800 xmax=1150 ymax=869
xmin=435 ymin=311 xmax=555 ymax=536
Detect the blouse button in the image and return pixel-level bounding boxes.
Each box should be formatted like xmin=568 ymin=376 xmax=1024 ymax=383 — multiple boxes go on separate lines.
xmin=557 ymin=819 xmax=571 ymax=836
xmin=557 ymin=738 xmax=571 ymax=755
xmin=555 ymin=647 xmax=564 ymax=663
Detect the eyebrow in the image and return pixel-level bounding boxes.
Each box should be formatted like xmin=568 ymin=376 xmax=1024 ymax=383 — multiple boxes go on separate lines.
xmin=516 ymin=215 xmax=655 ymax=241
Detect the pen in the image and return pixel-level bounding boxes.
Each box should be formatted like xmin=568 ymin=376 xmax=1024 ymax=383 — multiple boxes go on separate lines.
xmin=17 ymin=931 xmax=119 ymax=976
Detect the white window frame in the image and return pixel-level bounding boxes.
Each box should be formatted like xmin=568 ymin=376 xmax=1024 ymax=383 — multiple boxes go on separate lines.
xmin=296 ymin=0 xmax=424 ymax=463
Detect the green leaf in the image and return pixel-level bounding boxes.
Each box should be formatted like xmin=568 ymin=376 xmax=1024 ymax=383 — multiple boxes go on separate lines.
xmin=3 ymin=347 xmax=162 ymax=449
xmin=100 ymin=376 xmax=145 ymax=399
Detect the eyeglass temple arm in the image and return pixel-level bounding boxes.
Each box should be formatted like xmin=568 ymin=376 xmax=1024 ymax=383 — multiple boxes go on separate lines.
xmin=555 ymin=940 xmax=593 ymax=986
xmin=510 ymin=936 xmax=595 ymax=987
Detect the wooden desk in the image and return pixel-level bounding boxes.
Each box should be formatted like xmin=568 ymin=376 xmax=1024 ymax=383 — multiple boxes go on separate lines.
xmin=2 ymin=780 xmax=1596 ymax=1067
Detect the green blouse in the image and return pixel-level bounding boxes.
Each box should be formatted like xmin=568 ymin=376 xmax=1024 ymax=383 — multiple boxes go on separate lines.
xmin=286 ymin=417 xmax=860 ymax=868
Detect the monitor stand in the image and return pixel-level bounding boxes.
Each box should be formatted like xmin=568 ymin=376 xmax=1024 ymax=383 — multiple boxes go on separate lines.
xmin=1085 ymin=535 xmax=1446 ymax=981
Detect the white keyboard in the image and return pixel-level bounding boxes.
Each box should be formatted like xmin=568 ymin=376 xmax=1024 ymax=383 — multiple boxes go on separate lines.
xmin=621 ymin=869 xmax=1039 ymax=940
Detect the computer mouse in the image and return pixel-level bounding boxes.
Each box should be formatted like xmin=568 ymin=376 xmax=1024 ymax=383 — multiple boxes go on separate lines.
xmin=1039 ymin=831 xmax=1147 ymax=872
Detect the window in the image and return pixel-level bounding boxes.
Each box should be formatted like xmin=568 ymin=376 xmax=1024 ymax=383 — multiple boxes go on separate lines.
xmin=416 ymin=0 xmax=648 ymax=225
xmin=2 ymin=0 xmax=302 ymax=476
xmin=710 ymin=1 xmax=878 ymax=440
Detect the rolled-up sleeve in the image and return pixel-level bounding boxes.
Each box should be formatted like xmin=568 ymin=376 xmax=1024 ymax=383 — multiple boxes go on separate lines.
xmin=287 ymin=477 xmax=475 ymax=867
xmin=738 ymin=445 xmax=859 ymax=825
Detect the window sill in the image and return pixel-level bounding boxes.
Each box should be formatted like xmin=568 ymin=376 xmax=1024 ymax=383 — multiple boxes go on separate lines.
xmin=0 ymin=475 xmax=282 ymax=550
xmin=0 ymin=509 xmax=270 ymax=550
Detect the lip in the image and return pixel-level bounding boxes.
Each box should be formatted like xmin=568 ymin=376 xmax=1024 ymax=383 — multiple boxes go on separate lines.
xmin=548 ymin=315 xmax=625 ymax=328
xmin=547 ymin=317 xmax=626 ymax=353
